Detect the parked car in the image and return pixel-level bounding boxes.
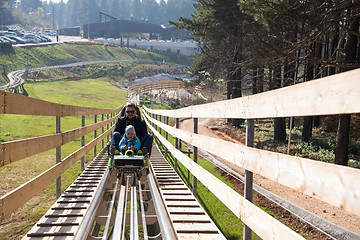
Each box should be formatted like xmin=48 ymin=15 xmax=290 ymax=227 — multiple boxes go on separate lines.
xmin=1 ymin=36 xmax=16 ymax=44
xmin=8 ymin=36 xmax=26 ymax=44
xmin=0 ymin=36 xmax=13 ymax=43
xmin=22 ymin=35 xmax=41 ymax=43
xmin=2 ymin=31 xmax=17 ymax=37
xmin=37 ymin=35 xmax=52 ymax=42
xmin=42 ymin=30 xmax=57 ymax=36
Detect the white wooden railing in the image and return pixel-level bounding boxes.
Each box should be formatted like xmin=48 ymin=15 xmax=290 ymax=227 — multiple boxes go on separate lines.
xmin=142 ymin=68 xmax=360 ymax=240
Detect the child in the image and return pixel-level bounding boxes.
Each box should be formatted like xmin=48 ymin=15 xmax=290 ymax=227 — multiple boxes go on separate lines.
xmin=119 ymin=125 xmax=141 ymax=155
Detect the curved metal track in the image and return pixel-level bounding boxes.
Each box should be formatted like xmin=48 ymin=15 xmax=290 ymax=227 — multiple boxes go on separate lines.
xmin=23 ymin=145 xmax=226 ymax=239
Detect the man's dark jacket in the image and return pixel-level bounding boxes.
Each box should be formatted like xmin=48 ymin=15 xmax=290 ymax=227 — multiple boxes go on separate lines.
xmin=114 ymin=116 xmax=148 ymax=140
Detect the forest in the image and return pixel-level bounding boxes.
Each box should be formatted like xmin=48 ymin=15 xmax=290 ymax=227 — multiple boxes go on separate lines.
xmin=173 ymin=0 xmax=360 ymax=167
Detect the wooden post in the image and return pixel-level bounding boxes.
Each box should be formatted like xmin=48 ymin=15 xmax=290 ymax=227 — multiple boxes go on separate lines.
xmin=56 ymin=116 xmax=61 ymax=199
xmin=94 ymin=115 xmax=97 ymax=158
xmin=244 ymin=119 xmax=254 ymax=240
xmin=81 ymin=115 xmax=85 ymax=172
xmin=193 ymin=118 xmax=198 ymax=197
xmin=165 ymin=116 xmax=168 ymax=140
xmin=159 ymin=115 xmax=162 ymax=135
xmin=107 ymin=113 xmax=109 ymax=142
xmin=165 ymin=116 xmax=168 ymax=159
xmin=174 ymin=118 xmax=179 ymax=172
xmin=287 ymin=117 xmax=293 ymax=155
xmin=102 ymin=114 xmax=104 ymax=149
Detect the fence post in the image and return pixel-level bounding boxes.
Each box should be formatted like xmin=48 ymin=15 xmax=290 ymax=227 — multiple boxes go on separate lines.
xmin=102 ymin=114 xmax=104 ymax=149
xmin=193 ymin=118 xmax=198 ymax=197
xmin=174 ymin=118 xmax=179 ymax=172
xmin=56 ymin=116 xmax=61 ymax=199
xmin=81 ymin=115 xmax=85 ymax=172
xmin=165 ymin=116 xmax=168 ymax=159
xmin=159 ymin=114 xmax=162 ymax=135
xmin=107 ymin=113 xmax=109 ymax=142
xmin=165 ymin=116 xmax=168 ymax=140
xmin=244 ymin=119 xmax=254 ymax=240
xmin=94 ymin=115 xmax=97 ymax=158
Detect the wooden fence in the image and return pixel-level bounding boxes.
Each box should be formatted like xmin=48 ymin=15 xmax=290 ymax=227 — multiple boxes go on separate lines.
xmin=128 ymin=80 xmax=183 ymax=93
xmin=0 ymin=90 xmax=121 ymax=221
xmin=128 ymin=80 xmax=226 ymax=101
xmin=142 ymin=68 xmax=360 ymax=240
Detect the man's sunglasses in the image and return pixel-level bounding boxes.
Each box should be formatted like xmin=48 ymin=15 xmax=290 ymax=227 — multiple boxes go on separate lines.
xmin=126 ymin=111 xmax=135 ymax=113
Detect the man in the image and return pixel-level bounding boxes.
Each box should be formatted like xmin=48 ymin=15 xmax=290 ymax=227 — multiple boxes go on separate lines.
xmin=111 ymin=103 xmax=153 ymax=156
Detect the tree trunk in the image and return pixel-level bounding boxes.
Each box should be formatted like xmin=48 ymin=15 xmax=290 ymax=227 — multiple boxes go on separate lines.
xmin=252 ymin=68 xmax=257 ymax=94
xmin=272 ymin=65 xmax=286 ymax=141
xmin=302 ymin=116 xmax=313 ymax=142
xmin=335 ymin=114 xmax=351 ymax=165
xmin=335 ymin=3 xmax=359 ymax=166
xmin=274 ymin=118 xmax=286 ymax=141
xmin=258 ymin=68 xmax=264 ymax=93
xmin=302 ymin=45 xmax=315 ymax=142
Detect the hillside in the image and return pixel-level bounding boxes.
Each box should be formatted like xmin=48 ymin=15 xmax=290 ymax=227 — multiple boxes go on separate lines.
xmin=0 ymin=41 xmax=176 ymax=86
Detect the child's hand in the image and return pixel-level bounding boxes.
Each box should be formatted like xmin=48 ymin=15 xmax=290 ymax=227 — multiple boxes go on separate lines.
xmin=122 ymin=145 xmax=128 ymax=151
xmin=130 ymin=145 xmax=136 ymax=151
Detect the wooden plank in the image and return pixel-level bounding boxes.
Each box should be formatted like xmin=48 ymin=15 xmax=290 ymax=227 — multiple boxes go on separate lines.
xmin=0 ymin=90 xmax=122 ymax=116
xmin=23 ymin=151 xmax=109 ymax=240
xmin=0 ymin=128 xmax=112 ymax=222
xmin=177 ymin=233 xmax=225 ymax=240
xmin=147 ymin=119 xmax=305 ymax=240
xmin=144 ymin=68 xmax=360 ymax=118
xmin=0 ymin=114 xmax=118 ymax=167
xmin=145 ymin=110 xmax=360 ymax=218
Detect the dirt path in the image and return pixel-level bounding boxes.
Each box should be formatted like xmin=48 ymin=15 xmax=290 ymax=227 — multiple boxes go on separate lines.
xmin=179 ymin=118 xmax=360 ymax=235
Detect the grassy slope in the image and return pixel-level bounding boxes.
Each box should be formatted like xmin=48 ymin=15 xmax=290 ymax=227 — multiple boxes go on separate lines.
xmin=0 ymin=42 xmax=172 ymax=85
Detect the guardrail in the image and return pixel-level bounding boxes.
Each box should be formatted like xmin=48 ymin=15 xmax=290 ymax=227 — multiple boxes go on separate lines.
xmin=142 ymin=68 xmax=360 ymax=240
xmin=0 ymin=89 xmax=122 ymax=221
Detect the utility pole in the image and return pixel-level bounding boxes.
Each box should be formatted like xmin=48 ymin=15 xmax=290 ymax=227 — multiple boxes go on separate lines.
xmin=1 ymin=8 xmax=4 ymax=31
xmin=52 ymin=5 xmax=55 ymax=30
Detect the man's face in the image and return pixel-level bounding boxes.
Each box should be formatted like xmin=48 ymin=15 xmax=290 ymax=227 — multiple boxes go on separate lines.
xmin=126 ymin=106 xmax=136 ymax=120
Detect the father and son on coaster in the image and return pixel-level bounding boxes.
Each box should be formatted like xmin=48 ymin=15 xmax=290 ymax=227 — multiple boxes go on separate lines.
xmin=110 ymin=102 xmax=153 ymax=158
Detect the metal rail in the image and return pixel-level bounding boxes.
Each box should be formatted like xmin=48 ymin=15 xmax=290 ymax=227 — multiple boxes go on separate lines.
xmin=23 ymin=144 xmax=230 ymax=240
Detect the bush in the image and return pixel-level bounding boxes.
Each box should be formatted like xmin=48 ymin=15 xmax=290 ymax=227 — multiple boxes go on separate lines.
xmin=0 ymin=42 xmax=14 ymax=54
